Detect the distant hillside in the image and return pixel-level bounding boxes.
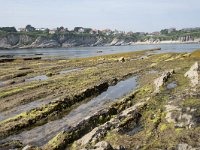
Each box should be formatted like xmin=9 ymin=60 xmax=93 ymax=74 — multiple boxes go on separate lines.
xmin=0 ymin=26 xmax=200 ymax=49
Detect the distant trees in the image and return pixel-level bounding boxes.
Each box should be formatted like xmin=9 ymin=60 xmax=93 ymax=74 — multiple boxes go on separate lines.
xmin=160 ymin=29 xmax=168 ymax=35
xmin=73 ymin=27 xmax=93 ymax=33
xmin=84 ymin=28 xmax=92 ymax=33
xmin=74 ymin=27 xmax=83 ymax=32
xmin=56 ymin=26 xmax=68 ymax=33
xmin=57 ymin=26 xmax=64 ymax=32
xmin=0 ymin=27 xmax=17 ymax=32
xmin=44 ymin=28 xmax=50 ymax=34
xmin=25 ymin=25 xmax=35 ymax=32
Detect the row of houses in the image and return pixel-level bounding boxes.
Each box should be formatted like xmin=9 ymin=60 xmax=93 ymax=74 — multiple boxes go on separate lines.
xmin=17 ymin=25 xmax=128 ymax=35
xmin=17 ymin=25 xmax=179 ymax=36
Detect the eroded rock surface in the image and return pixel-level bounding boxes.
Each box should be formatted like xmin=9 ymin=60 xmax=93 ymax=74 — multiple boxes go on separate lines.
xmin=75 ymin=102 xmax=144 ymax=149
xmin=154 ymin=69 xmax=174 ymax=93
xmin=185 ymin=62 xmax=199 ymax=87
xmin=177 ymin=143 xmax=200 ymax=150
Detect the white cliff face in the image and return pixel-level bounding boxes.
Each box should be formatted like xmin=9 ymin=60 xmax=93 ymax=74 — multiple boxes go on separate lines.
xmin=184 ymin=62 xmax=199 ymax=87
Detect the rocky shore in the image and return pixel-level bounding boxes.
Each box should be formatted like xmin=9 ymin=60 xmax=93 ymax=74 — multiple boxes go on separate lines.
xmin=0 ymin=49 xmax=199 ymax=150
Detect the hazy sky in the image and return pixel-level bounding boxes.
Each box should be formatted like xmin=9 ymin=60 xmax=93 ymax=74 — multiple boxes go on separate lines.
xmin=0 ymin=0 xmax=199 ymax=32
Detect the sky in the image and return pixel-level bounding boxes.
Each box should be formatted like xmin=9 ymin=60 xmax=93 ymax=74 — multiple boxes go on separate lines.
xmin=0 ymin=0 xmax=200 ymax=32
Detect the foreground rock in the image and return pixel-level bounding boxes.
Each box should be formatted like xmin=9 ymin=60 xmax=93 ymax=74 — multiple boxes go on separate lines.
xmin=43 ymin=91 xmax=138 ymax=150
xmin=75 ymin=102 xmax=144 ymax=149
xmin=184 ymin=62 xmax=199 ymax=87
xmin=154 ymin=69 xmax=174 ymax=93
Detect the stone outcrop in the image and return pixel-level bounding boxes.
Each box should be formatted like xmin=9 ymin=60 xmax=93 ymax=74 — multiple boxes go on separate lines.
xmin=118 ymin=57 xmax=125 ymax=62
xmin=43 ymin=91 xmax=138 ymax=150
xmin=184 ymin=62 xmax=199 ymax=87
xmin=75 ymin=102 xmax=144 ymax=149
xmin=165 ymin=104 xmax=196 ymax=128
xmin=154 ymin=69 xmax=174 ymax=93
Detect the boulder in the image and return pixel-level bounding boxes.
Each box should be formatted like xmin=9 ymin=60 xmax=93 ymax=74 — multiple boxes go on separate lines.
xmin=119 ymin=57 xmax=125 ymax=62
xmin=154 ymin=69 xmax=174 ymax=93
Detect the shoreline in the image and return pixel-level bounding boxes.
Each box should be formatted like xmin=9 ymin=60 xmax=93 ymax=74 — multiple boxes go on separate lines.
xmin=132 ymin=40 xmax=200 ymax=45
xmin=0 ymin=41 xmax=200 ymax=51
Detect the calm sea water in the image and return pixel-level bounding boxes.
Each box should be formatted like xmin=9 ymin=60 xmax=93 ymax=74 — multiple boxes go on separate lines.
xmin=0 ymin=44 xmax=200 ymax=58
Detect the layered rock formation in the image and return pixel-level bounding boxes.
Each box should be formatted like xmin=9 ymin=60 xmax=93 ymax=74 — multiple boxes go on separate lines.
xmin=0 ymin=33 xmax=134 ymax=49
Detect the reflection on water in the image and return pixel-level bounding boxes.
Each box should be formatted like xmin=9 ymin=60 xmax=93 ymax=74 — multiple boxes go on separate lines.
xmin=126 ymin=125 xmax=143 ymax=136
xmin=59 ymin=68 xmax=82 ymax=74
xmin=0 ymin=82 xmax=4 ymax=87
xmin=0 ymin=44 xmax=199 ymax=58
xmin=167 ymin=81 xmax=177 ymax=89
xmin=3 ymin=77 xmax=137 ymax=146
xmin=25 ymin=75 xmax=48 ymax=82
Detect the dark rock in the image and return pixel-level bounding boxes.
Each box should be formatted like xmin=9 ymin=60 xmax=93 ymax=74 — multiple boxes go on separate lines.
xmin=115 ymin=145 xmax=127 ymax=150
xmin=119 ymin=57 xmax=125 ymax=62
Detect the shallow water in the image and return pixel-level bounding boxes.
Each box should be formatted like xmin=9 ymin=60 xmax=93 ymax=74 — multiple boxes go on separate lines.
xmin=147 ymin=70 xmax=159 ymax=74
xmin=3 ymin=77 xmax=137 ymax=146
xmin=167 ymin=81 xmax=177 ymax=89
xmin=0 ymin=44 xmax=199 ymax=58
xmin=59 ymin=68 xmax=82 ymax=74
xmin=0 ymin=82 xmax=4 ymax=87
xmin=0 ymin=98 xmax=59 ymax=122
xmin=126 ymin=125 xmax=143 ymax=136
xmin=25 ymin=75 xmax=48 ymax=82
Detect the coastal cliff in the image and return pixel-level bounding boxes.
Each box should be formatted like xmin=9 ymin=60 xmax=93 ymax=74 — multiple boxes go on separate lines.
xmin=0 ymin=33 xmax=135 ymax=49
xmin=0 ymin=32 xmax=200 ymax=49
